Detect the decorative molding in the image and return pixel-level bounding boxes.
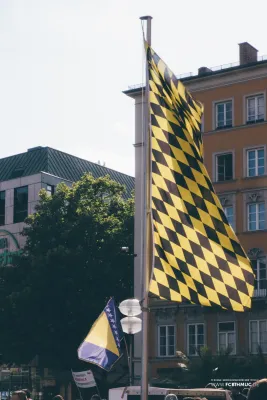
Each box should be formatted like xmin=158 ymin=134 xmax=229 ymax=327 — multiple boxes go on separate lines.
xmin=154 ymin=307 xmax=178 ymax=321
xmin=248 ymin=192 xmax=260 ymax=202
xmin=220 ymin=197 xmax=229 ymax=206
xmin=247 ymin=247 xmax=264 ymax=259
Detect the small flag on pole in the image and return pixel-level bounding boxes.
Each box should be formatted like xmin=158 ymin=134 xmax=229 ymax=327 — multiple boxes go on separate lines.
xmin=146 ymin=43 xmax=254 ymax=311
xmin=78 ymin=298 xmax=123 ymax=371
xmin=72 ymin=370 xmax=96 ymax=389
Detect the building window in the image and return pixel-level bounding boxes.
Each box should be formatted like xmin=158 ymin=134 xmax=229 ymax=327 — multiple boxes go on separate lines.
xmin=187 ymin=324 xmax=204 ymax=356
xmin=248 ymin=203 xmax=265 ymax=231
xmin=218 ymin=322 xmax=236 ymax=354
xmin=14 ymin=186 xmax=28 ymax=223
xmin=158 ymin=325 xmax=175 ymax=357
xmin=251 ymin=258 xmax=267 ymax=291
xmin=216 ymin=101 xmax=232 ymax=129
xmin=215 ymin=153 xmax=233 ymax=182
xmin=247 ymin=95 xmax=264 ymax=123
xmin=247 ymin=148 xmax=265 ymax=177
xmin=223 ymin=206 xmax=234 ymax=230
xmin=249 ymin=320 xmax=267 ymax=354
xmin=46 ymin=184 xmax=55 ymax=196
xmin=0 ymin=191 xmax=5 ymax=226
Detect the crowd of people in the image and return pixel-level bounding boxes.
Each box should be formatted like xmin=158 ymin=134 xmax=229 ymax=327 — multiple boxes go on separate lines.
xmin=7 ymin=380 xmax=267 ymax=400
xmin=10 ymin=390 xmax=64 ymax=400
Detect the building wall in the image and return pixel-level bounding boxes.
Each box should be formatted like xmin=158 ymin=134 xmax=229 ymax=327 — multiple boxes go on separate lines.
xmin=0 ymin=172 xmax=72 ymax=256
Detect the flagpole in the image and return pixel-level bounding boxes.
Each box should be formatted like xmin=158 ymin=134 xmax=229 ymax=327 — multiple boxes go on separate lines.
xmin=139 ymin=15 xmax=152 ymax=400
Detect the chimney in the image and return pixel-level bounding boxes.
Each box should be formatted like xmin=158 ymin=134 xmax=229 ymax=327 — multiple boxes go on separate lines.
xmin=239 ymin=42 xmax=258 ymax=65
xmin=198 ymin=67 xmax=212 ymax=76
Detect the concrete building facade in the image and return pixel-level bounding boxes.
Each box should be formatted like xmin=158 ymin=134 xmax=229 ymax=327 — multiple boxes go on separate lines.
xmin=125 ymin=42 xmax=267 ymax=381
xmin=0 ymin=146 xmax=134 ymax=267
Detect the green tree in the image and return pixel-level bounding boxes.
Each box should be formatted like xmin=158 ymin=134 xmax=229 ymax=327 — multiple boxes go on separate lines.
xmin=0 ymin=174 xmax=134 ymax=369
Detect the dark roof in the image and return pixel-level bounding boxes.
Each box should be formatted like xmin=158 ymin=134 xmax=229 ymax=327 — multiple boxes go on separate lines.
xmin=0 ymin=147 xmax=134 ymax=195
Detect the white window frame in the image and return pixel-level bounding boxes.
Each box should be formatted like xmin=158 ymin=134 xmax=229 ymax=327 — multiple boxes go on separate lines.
xmin=251 ymin=258 xmax=267 ymax=291
xmin=246 ymin=94 xmax=265 ymax=123
xmin=217 ymin=321 xmax=236 ymax=355
xmin=157 ymin=325 xmax=176 ymax=358
xmin=215 ymin=101 xmax=233 ymax=129
xmin=187 ymin=323 xmax=205 ymax=356
xmin=249 ymin=320 xmax=267 ymax=354
xmin=223 ymin=205 xmax=235 ymax=231
xmin=215 ymin=152 xmax=233 ymax=182
xmin=247 ymin=202 xmax=265 ymax=231
xmin=247 ymin=148 xmax=265 ymax=177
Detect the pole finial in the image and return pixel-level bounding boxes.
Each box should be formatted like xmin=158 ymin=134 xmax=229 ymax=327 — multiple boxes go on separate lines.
xmin=140 ymin=16 xmax=153 ymax=21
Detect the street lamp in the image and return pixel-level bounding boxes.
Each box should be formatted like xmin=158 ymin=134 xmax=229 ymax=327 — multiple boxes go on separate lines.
xmin=119 ymin=299 xmax=142 ymax=386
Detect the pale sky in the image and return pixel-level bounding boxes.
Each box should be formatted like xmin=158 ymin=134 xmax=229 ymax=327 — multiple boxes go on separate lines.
xmin=1 ymin=0 xmax=267 ymax=177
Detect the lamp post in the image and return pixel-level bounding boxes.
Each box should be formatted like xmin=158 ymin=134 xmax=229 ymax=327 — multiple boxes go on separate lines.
xmin=119 ymin=299 xmax=142 ymax=386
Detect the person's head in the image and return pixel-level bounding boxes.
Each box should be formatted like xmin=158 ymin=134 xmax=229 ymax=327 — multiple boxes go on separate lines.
xmin=12 ymin=391 xmax=27 ymax=400
xmin=53 ymin=396 xmax=64 ymax=400
xmin=90 ymin=395 xmax=100 ymax=400
xmin=22 ymin=389 xmax=31 ymax=399
xmin=247 ymin=379 xmax=267 ymax=400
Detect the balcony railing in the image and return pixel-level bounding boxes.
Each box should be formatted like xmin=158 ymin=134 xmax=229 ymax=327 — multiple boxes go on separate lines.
xmin=127 ymin=54 xmax=267 ymax=90
xmin=253 ymin=288 xmax=267 ymax=298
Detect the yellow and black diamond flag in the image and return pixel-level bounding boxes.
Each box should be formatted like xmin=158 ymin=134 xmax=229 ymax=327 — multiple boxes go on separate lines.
xmin=147 ymin=44 xmax=254 ymax=311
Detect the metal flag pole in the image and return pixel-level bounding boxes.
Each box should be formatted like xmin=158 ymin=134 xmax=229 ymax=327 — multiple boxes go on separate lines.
xmin=139 ymin=15 xmax=152 ymax=400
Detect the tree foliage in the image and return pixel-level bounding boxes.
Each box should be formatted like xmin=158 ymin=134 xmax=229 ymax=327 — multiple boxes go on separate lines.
xmin=0 ymin=174 xmax=134 ymax=368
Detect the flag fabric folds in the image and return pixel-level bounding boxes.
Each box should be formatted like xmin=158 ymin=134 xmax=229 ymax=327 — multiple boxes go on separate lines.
xmin=147 ymin=43 xmax=254 ymax=311
xmin=78 ymin=298 xmax=123 ymax=371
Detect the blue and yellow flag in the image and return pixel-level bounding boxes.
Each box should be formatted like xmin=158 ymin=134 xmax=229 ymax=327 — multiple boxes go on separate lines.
xmin=78 ymin=298 xmax=124 ymax=371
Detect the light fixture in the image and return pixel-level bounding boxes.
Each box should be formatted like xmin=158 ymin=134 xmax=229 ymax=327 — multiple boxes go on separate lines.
xmin=119 ymin=298 xmax=142 ymax=317
xmin=121 ymin=316 xmax=142 ymax=335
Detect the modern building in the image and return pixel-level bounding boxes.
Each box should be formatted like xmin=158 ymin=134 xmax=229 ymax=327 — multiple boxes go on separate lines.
xmin=0 ymin=146 xmax=134 ymax=267
xmin=0 ymin=146 xmax=134 ymax=399
xmin=125 ymin=42 xmax=267 ymax=381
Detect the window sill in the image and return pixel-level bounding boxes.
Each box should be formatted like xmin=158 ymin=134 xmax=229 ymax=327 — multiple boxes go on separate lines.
xmin=246 ymin=119 xmax=265 ymax=125
xmin=215 ymin=125 xmax=233 ymax=131
xmin=242 ymin=229 xmax=267 ymax=234
xmin=213 ymin=179 xmax=237 ymax=185
xmin=156 ymin=355 xmax=177 ymax=359
xmin=205 ymin=120 xmax=267 ymax=135
xmin=243 ymin=175 xmax=267 ymax=180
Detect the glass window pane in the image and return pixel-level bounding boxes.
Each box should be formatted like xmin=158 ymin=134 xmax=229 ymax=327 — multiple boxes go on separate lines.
xmin=0 ymin=191 xmax=5 ymax=226
xmin=197 ymin=324 xmax=204 ymax=335
xmin=226 ymin=102 xmax=232 ymax=112
xmin=219 ymin=322 xmax=234 ymax=332
xmin=249 ymin=150 xmax=256 ymax=160
xmin=217 ymin=104 xmax=224 ymax=113
xmin=160 ymin=326 xmax=166 ymax=336
xmin=197 ymin=334 xmax=204 ymax=346
xmin=168 ymin=326 xmax=174 ymax=336
xmin=160 ymin=346 xmax=166 ymax=356
xmin=189 ymin=325 xmax=195 ymax=335
xmin=189 ymin=334 xmax=196 ymax=346
xmin=228 ymin=332 xmax=235 ymax=345
xmin=250 ymin=321 xmax=258 ymax=333
xmin=219 ymin=333 xmax=226 ymax=349
xmin=160 ymin=337 xmax=166 ymax=346
xmin=168 ymin=345 xmax=175 ymax=355
xmin=258 ymin=96 xmax=264 ymax=106
xmin=14 ymin=186 xmax=28 ymax=224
